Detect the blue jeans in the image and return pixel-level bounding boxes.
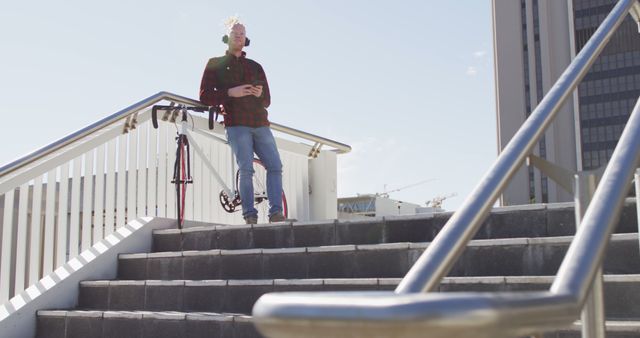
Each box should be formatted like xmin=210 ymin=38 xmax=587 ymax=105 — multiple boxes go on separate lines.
xmin=226 ymin=126 xmax=283 ymax=218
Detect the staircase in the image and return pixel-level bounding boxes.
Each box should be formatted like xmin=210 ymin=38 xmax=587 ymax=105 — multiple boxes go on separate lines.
xmin=35 ymin=201 xmax=640 ymax=338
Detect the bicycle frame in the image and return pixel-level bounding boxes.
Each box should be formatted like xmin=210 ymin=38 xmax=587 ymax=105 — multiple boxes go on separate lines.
xmin=151 ymin=103 xmax=236 ymax=199
xmin=186 ymin=127 xmax=237 ymax=197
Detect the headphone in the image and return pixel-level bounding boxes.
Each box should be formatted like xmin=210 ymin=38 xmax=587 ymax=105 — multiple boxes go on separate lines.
xmin=222 ymin=35 xmax=250 ymax=47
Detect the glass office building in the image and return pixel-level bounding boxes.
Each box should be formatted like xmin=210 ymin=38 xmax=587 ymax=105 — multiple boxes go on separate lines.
xmin=493 ymin=0 xmax=640 ymax=205
xmin=573 ymin=0 xmax=640 ymax=170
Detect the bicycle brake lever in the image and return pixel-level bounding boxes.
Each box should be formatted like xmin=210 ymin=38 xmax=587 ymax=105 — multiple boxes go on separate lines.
xmin=208 ymin=106 xmax=216 ymax=130
xmin=151 ymin=106 xmax=159 ymax=129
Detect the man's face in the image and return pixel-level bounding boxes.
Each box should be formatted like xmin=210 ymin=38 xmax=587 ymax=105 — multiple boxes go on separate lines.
xmin=228 ymin=23 xmax=246 ymax=49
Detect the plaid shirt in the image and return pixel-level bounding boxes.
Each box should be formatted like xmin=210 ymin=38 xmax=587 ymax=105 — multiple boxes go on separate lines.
xmin=199 ymin=51 xmax=271 ymax=127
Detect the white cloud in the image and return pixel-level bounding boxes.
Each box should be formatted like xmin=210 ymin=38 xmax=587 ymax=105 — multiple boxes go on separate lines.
xmin=473 ymin=50 xmax=487 ymax=58
xmin=466 ymin=66 xmax=478 ymax=76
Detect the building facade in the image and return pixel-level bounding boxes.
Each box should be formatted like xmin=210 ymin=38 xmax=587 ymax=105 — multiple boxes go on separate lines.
xmin=492 ymin=0 xmax=640 ymax=205
xmin=337 ymin=194 xmax=424 ymax=219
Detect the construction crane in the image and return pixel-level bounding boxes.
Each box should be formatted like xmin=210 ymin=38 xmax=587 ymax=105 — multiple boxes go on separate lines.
xmin=426 ymin=193 xmax=457 ymax=209
xmin=378 ymin=179 xmax=437 ymax=198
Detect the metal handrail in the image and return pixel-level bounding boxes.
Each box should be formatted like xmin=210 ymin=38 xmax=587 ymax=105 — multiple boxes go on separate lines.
xmin=551 ymin=101 xmax=640 ymax=300
xmin=252 ymin=0 xmax=640 ymax=337
xmin=253 ymin=93 xmax=640 ymax=338
xmin=0 ymin=91 xmax=351 ymax=178
xmin=397 ymin=0 xmax=635 ymax=294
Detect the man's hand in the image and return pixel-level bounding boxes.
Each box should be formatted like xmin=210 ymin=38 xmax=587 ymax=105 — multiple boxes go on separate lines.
xmin=227 ymin=84 xmax=263 ymax=98
xmin=227 ymin=84 xmax=255 ymax=98
xmin=250 ymin=85 xmax=263 ymax=98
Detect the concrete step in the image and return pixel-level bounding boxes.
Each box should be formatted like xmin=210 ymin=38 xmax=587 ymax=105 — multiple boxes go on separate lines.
xmin=119 ymin=233 xmax=640 ymax=280
xmin=35 ymin=310 xmax=640 ymax=338
xmin=547 ymin=321 xmax=640 ymax=337
xmin=77 ymin=275 xmax=640 ymax=318
xmin=152 ymin=202 xmax=639 ymax=252
xmin=36 ymin=310 xmax=261 ymax=338
xmin=78 ymin=278 xmax=381 ymax=314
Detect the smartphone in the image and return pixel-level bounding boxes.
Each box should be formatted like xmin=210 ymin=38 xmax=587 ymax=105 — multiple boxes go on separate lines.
xmin=252 ymin=80 xmax=266 ymax=87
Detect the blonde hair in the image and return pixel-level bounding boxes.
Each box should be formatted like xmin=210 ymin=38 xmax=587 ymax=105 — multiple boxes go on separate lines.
xmin=223 ymin=15 xmax=243 ymax=31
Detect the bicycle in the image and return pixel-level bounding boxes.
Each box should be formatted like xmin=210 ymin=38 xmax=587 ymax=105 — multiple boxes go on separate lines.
xmin=152 ymin=104 xmax=288 ymax=228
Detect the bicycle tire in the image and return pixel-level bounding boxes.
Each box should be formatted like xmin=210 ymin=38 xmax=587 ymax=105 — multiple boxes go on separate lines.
xmin=235 ymin=159 xmax=288 ymax=220
xmin=173 ymin=136 xmax=189 ymax=228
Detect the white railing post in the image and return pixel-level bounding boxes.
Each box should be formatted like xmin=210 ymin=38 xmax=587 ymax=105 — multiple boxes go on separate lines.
xmin=193 ymin=133 xmax=203 ymax=221
xmin=184 ymin=134 xmax=194 ymax=222
xmin=202 ymin=140 xmax=212 ymax=222
xmin=157 ymin=122 xmax=168 ymax=218
xmin=137 ymin=124 xmax=148 ymax=218
xmin=148 ymin=125 xmax=158 ymax=218
xmin=14 ymin=183 xmax=29 ymax=295
xmin=55 ymin=163 xmax=70 ymax=267
xmin=104 ymin=139 xmax=117 ymax=235
xmin=127 ymin=129 xmax=138 ymax=222
xmin=81 ymin=151 xmax=94 ymax=248
xmin=116 ymin=134 xmax=127 ymax=229
xmin=69 ymin=156 xmax=82 ymax=257
xmin=93 ymin=145 xmax=105 ymax=243
xmin=28 ymin=176 xmax=43 ymax=285
xmin=42 ymin=169 xmax=57 ymax=275
xmin=1 ymin=189 xmax=15 ymax=302
xmin=166 ymin=127 xmax=176 ymax=220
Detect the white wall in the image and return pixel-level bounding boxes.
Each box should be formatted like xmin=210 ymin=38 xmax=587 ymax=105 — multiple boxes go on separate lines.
xmin=308 ymin=151 xmax=337 ymax=221
xmin=375 ymin=198 xmax=420 ymax=216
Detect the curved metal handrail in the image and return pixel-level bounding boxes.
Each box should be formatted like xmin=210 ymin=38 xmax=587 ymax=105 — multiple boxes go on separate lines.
xmin=252 ymin=0 xmax=640 ymax=337
xmin=0 ymin=91 xmax=351 ymax=178
xmin=269 ymin=122 xmax=351 ymax=154
xmin=396 ymin=0 xmax=634 ymax=294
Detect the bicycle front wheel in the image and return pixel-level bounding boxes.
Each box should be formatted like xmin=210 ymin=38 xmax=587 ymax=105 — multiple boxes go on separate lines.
xmin=173 ymin=135 xmax=190 ymax=228
xmin=236 ymin=159 xmax=288 ymax=221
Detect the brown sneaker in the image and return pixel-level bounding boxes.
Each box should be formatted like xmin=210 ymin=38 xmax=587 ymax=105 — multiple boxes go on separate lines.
xmin=244 ymin=216 xmax=258 ymax=225
xmin=269 ymin=212 xmax=286 ymax=223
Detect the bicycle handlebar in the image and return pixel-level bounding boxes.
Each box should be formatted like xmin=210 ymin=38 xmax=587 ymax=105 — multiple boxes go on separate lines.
xmin=151 ymin=104 xmax=219 ymax=130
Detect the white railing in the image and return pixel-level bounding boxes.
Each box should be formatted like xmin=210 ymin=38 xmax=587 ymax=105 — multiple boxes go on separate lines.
xmin=0 ymin=92 xmax=350 ymax=304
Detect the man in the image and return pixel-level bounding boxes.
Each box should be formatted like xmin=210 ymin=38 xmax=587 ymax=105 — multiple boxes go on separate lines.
xmin=199 ymin=18 xmax=285 ymax=224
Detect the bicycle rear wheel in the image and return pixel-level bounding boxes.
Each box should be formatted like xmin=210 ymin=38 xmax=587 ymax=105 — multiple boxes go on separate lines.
xmin=235 ymin=159 xmax=288 ymax=221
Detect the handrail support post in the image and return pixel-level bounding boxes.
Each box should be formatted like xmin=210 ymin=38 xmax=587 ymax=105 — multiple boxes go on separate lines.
xmin=530 ymin=155 xmax=607 ymax=338
xmin=635 ymin=168 xmax=640 ymax=254
xmin=527 ymin=154 xmax=605 ymax=197
xmin=308 ymin=142 xmax=323 ymax=158
xmin=529 ymin=154 xmax=606 ymax=338
xmin=527 ymin=154 xmax=575 ymax=193
xmin=628 ymin=0 xmax=640 ymax=33
xmin=575 ymin=173 xmax=605 ymax=338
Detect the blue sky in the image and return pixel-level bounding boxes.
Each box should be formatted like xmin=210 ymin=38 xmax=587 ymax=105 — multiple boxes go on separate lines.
xmin=0 ymin=1 xmax=496 ymax=211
